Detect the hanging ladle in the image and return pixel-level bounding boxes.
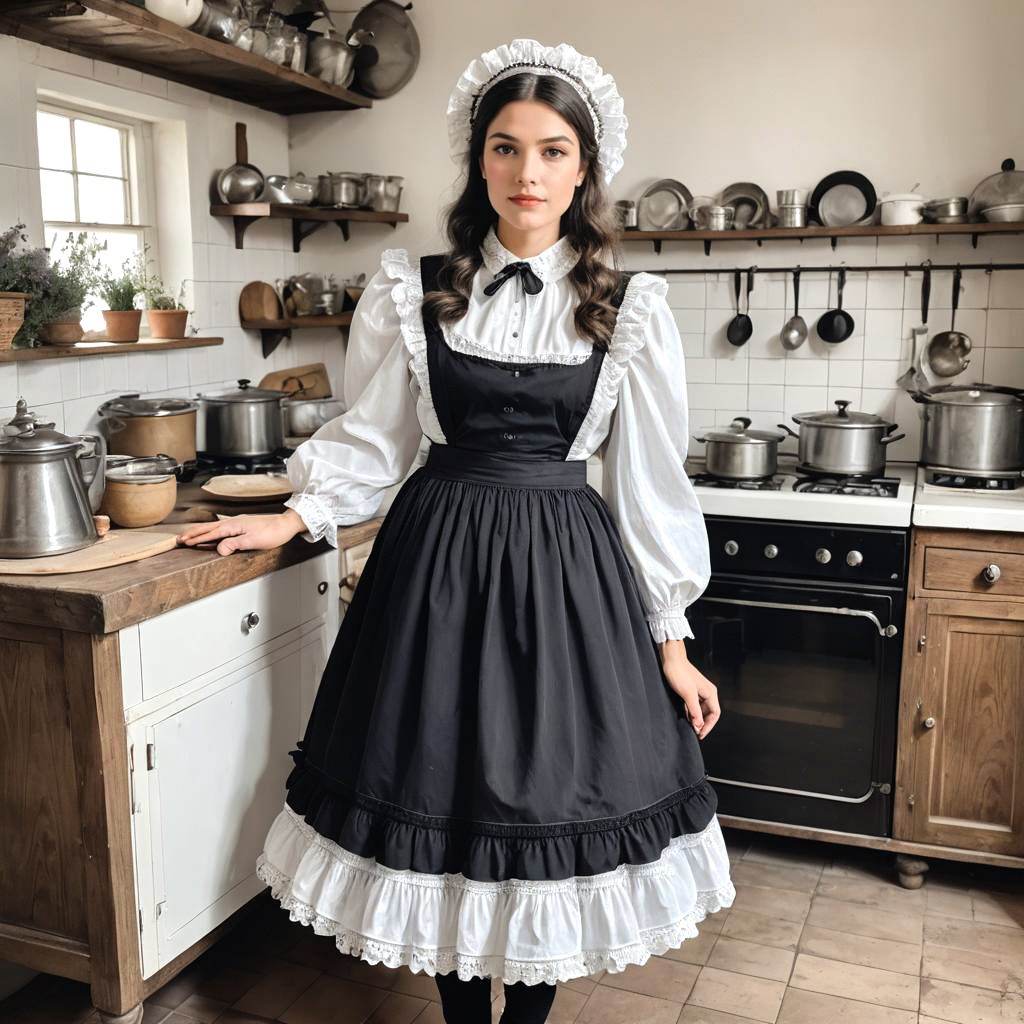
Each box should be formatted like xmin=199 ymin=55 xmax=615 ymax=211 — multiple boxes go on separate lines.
xmin=925 ymin=265 xmax=972 ymax=377
xmin=727 ymin=266 xmax=754 ymax=346
xmin=780 ymin=267 xmax=807 ymax=350
xmin=816 ymin=265 xmax=855 ymax=344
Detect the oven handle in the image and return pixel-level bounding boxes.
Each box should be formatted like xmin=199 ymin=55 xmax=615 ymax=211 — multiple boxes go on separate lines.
xmin=707 ymin=776 xmax=890 ymax=804
xmin=700 ymin=596 xmax=899 ymax=638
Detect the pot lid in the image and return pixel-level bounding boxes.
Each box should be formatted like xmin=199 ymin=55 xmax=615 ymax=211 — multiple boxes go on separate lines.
xmin=703 ymin=416 xmax=785 ymax=444
xmin=196 ymin=378 xmax=287 ymax=403
xmin=792 ymin=399 xmax=894 ymax=428
xmin=969 ymin=158 xmax=1024 ymax=214
xmin=105 ymin=453 xmax=179 ymax=481
xmin=0 ymin=398 xmax=81 ymax=453
xmin=99 ymin=394 xmax=198 ymax=417
xmin=921 ymin=382 xmax=1024 ymax=407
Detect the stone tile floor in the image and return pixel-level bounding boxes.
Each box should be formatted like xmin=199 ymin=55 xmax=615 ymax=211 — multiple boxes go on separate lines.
xmin=2 ymin=828 xmax=1023 ymax=1023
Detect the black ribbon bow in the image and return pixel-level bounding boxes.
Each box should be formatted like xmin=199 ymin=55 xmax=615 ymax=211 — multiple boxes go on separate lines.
xmin=483 ymin=260 xmax=544 ymax=297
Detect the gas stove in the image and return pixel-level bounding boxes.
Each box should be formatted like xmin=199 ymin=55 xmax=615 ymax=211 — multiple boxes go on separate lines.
xmin=913 ymin=464 xmax=1024 ymax=532
xmin=686 ymin=456 xmax=917 ymax=527
xmin=178 ymin=448 xmax=294 ymax=484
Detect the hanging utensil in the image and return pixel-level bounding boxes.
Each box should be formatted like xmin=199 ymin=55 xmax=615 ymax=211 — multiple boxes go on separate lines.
xmin=816 ymin=266 xmax=855 ymax=343
xmin=925 ymin=265 xmax=973 ymax=377
xmin=215 ymin=123 xmax=265 ymax=204
xmin=780 ymin=267 xmax=808 ymax=350
xmin=897 ymin=263 xmax=932 ymax=391
xmin=727 ymin=267 xmax=754 ymax=346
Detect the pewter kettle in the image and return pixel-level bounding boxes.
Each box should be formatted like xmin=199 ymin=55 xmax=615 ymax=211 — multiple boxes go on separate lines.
xmin=0 ymin=398 xmax=102 ymax=558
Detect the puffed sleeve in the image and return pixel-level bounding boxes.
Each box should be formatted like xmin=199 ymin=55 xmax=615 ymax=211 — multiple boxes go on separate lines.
xmin=283 ymin=264 xmax=423 ymax=548
xmin=600 ymin=284 xmax=711 ymax=642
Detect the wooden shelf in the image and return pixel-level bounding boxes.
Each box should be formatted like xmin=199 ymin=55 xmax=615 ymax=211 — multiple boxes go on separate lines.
xmin=0 ymin=335 xmax=222 ymax=363
xmin=240 ymin=313 xmax=352 ymax=352
xmin=211 ymin=203 xmax=409 ymax=251
xmin=620 ymin=221 xmax=1024 ymax=254
xmin=0 ymin=1 xmax=372 ymax=115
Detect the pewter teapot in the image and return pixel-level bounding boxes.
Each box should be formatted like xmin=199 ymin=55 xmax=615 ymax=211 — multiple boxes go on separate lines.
xmin=0 ymin=398 xmax=102 ymax=558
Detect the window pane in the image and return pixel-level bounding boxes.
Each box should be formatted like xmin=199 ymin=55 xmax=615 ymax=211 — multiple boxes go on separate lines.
xmin=78 ymin=173 xmax=126 ymax=224
xmin=40 ymin=169 xmax=76 ymax=221
xmin=37 ymin=111 xmax=73 ymax=170
xmin=74 ymin=119 xmax=125 ymax=177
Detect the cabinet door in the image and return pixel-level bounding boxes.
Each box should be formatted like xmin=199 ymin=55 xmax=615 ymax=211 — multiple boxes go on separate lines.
xmin=901 ymin=599 xmax=1024 ymax=855
xmin=144 ymin=645 xmax=303 ymax=969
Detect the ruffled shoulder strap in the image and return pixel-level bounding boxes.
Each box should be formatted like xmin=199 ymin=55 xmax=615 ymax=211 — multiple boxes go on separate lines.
xmin=379 ymin=247 xmax=445 ymax=443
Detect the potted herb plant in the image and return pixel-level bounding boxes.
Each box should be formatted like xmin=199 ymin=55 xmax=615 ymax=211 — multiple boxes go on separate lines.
xmin=145 ymin=280 xmax=190 ymax=339
xmin=98 ymin=249 xmax=145 ymax=342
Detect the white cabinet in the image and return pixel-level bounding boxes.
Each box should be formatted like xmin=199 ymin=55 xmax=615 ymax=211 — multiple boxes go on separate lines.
xmin=122 ymin=550 xmax=340 ymax=978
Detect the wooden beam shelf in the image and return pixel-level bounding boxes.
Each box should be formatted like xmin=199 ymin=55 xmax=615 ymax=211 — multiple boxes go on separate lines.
xmin=0 ymin=336 xmax=223 ymax=363
xmin=240 ymin=313 xmax=352 ymax=352
xmin=211 ymin=203 xmax=409 ymax=251
xmin=0 ymin=1 xmax=372 ymax=115
xmin=620 ymin=221 xmax=1024 ymax=255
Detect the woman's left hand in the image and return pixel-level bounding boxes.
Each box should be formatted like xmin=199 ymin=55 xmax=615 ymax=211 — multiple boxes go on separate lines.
xmin=659 ymin=640 xmax=720 ymax=740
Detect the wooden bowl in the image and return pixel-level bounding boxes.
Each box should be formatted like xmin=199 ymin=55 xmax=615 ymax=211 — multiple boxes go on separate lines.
xmin=99 ymin=477 xmax=177 ymax=528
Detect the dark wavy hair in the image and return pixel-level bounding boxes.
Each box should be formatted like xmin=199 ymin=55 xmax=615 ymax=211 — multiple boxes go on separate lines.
xmin=421 ymin=72 xmax=624 ymax=351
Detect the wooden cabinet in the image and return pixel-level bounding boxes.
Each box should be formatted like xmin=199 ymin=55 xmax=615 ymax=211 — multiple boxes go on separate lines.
xmin=895 ymin=528 xmax=1024 ymax=858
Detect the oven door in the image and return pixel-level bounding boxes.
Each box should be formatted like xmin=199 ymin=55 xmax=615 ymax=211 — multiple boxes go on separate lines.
xmin=686 ymin=577 xmax=903 ymax=837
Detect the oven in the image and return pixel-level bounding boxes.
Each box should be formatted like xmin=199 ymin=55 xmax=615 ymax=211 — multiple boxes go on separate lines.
xmin=686 ymin=515 xmax=909 ymax=837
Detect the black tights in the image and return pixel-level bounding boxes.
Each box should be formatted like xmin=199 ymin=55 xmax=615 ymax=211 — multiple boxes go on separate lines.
xmin=434 ymin=970 xmax=557 ymax=1023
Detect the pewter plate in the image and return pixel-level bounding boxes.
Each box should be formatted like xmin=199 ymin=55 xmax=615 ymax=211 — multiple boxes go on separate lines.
xmin=636 ymin=178 xmax=693 ymax=230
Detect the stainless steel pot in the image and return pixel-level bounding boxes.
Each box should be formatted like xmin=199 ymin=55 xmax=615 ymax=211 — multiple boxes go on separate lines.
xmin=693 ymin=416 xmax=785 ymax=479
xmin=195 ymin=378 xmax=287 ymax=457
xmin=282 ymin=396 xmax=345 ymax=437
xmin=0 ymin=398 xmax=101 ymax=557
xmin=778 ymin=399 xmax=905 ymax=475
xmin=908 ymin=383 xmax=1024 ymax=473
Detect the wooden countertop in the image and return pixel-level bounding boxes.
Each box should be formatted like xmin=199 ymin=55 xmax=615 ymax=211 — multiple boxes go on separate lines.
xmin=0 ymin=482 xmax=383 ymax=634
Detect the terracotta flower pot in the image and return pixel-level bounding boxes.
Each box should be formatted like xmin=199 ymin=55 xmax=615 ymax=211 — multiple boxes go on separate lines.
xmin=38 ymin=307 xmax=84 ymax=346
xmin=146 ymin=308 xmax=189 ymax=339
xmin=102 ymin=309 xmax=143 ymax=343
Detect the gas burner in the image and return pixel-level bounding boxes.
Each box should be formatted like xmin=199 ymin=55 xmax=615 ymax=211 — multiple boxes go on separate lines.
xmin=793 ymin=468 xmax=900 ymax=499
xmin=925 ymin=468 xmax=1022 ymax=490
xmin=689 ymin=472 xmax=784 ymax=491
xmin=188 ymin=447 xmax=294 ymax=483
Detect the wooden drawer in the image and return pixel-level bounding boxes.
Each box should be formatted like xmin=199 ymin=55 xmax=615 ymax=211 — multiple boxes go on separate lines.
xmin=923 ymin=545 xmax=1024 ymax=599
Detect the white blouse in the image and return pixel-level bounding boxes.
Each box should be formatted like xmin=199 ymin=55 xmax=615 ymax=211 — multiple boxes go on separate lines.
xmin=284 ymin=225 xmax=710 ymax=642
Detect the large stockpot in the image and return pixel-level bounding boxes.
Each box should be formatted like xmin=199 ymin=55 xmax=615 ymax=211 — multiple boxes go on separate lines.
xmin=777 ymin=399 xmax=905 ymax=476
xmin=693 ymin=416 xmax=786 ymax=479
xmin=0 ymin=398 xmax=102 ymax=557
xmin=195 ymin=378 xmax=287 ymax=457
xmin=282 ymin=396 xmax=345 ymax=437
xmin=98 ymin=394 xmax=198 ymax=464
xmin=908 ymin=383 xmax=1024 ymax=473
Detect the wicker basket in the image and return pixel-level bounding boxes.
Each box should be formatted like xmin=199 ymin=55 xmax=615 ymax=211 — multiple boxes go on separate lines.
xmin=0 ymin=292 xmax=29 ymax=350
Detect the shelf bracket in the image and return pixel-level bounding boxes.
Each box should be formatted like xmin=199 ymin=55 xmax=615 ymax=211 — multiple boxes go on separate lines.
xmin=830 ymin=236 xmax=838 ymax=250
xmin=704 ymin=239 xmax=712 ymax=256
xmin=259 ymin=327 xmax=291 ymax=359
xmin=232 ymin=215 xmax=260 ymax=250
xmin=334 ymin=220 xmax=351 ymax=243
xmin=292 ymin=219 xmax=326 ymax=253
xmin=971 ymin=232 xmax=979 ymax=249
xmin=756 ymin=238 xmax=763 ymax=247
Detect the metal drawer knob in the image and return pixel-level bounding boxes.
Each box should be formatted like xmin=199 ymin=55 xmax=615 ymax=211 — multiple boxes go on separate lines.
xmin=724 ymin=540 xmax=739 ymax=556
xmin=815 ymin=547 xmax=832 ymax=564
xmin=243 ymin=612 xmax=260 ymax=631
xmin=764 ymin=544 xmax=778 ymax=559
xmin=982 ymin=563 xmax=1001 ymax=584
xmin=846 ymin=550 xmax=863 ymax=567
xmin=317 ymin=581 xmax=328 ymax=595
xmin=923 ymin=716 xmax=936 ymax=729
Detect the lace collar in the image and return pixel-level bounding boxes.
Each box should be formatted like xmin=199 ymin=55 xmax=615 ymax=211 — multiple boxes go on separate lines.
xmin=480 ymin=224 xmax=579 ymax=283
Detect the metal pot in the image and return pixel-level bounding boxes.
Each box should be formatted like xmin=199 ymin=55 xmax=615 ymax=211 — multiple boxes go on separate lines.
xmin=195 ymin=378 xmax=287 ymax=457
xmin=306 ymin=27 xmax=373 ymax=88
xmin=282 ymin=396 xmax=345 ymax=437
xmin=908 ymin=383 xmax=1024 ymax=473
xmin=98 ymin=394 xmax=198 ymax=464
xmin=694 ymin=416 xmax=785 ymax=479
xmin=0 ymin=399 xmax=101 ymax=557
xmin=777 ymin=399 xmax=905 ymax=476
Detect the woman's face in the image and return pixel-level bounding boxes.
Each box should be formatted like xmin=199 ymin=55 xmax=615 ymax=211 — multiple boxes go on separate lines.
xmin=478 ymin=99 xmax=587 ymax=235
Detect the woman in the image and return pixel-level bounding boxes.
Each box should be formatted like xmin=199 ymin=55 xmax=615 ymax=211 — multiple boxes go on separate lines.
xmin=178 ymin=38 xmax=734 ymax=1024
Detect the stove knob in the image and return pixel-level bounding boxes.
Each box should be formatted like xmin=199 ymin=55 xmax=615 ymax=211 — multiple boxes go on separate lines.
xmin=846 ymin=550 xmax=864 ymax=567
xmin=724 ymin=540 xmax=739 ymax=556
xmin=764 ymin=544 xmax=778 ymax=559
xmin=815 ymin=547 xmax=832 ymax=564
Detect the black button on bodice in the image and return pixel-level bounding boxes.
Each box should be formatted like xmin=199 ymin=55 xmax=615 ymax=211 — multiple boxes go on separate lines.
xmin=503 ymin=405 xmax=515 ymax=413
xmin=502 ymin=431 xmax=516 ymax=441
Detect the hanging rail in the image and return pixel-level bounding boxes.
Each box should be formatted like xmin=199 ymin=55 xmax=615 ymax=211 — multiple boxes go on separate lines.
xmin=646 ymin=261 xmax=1024 ymax=276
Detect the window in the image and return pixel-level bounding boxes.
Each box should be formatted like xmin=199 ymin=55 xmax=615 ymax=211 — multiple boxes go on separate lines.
xmin=37 ymin=102 xmax=157 ymax=333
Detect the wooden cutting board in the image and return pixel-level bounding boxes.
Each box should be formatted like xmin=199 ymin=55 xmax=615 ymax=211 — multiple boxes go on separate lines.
xmin=239 ymin=281 xmax=283 ymax=322
xmin=0 ymin=523 xmax=186 ymax=576
xmin=259 ymin=362 xmax=331 ymax=399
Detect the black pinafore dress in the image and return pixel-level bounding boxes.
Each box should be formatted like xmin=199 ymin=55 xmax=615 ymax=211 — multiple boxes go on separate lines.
xmin=257 ymin=254 xmax=734 ymax=986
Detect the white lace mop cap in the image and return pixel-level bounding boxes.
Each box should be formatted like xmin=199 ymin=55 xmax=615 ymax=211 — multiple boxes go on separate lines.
xmin=446 ymin=38 xmax=628 ymax=186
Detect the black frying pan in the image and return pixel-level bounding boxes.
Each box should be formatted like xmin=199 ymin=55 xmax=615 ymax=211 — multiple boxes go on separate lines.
xmin=816 ymin=267 xmax=855 ymax=343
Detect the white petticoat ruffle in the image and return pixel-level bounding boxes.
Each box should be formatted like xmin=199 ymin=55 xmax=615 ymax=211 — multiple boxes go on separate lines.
xmin=255 ymin=803 xmax=735 ymax=986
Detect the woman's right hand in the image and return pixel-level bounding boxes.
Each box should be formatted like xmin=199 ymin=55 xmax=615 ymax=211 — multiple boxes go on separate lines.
xmin=176 ymin=509 xmax=308 ymax=556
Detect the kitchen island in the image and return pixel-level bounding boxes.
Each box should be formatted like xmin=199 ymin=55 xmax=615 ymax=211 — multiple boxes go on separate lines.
xmin=0 ymin=510 xmax=382 ymax=1024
